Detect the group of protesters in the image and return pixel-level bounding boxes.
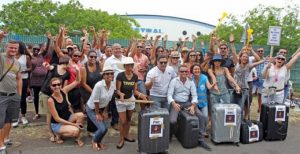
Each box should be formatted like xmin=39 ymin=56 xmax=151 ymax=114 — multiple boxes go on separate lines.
xmin=0 ymin=25 xmax=299 ymax=152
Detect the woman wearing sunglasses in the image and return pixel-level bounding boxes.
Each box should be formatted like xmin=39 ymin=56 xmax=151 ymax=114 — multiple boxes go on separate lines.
xmin=47 ymin=66 xmax=84 ymax=147
xmin=80 ymin=50 xmax=103 ymax=134
xmin=262 ymin=48 xmax=300 ymax=104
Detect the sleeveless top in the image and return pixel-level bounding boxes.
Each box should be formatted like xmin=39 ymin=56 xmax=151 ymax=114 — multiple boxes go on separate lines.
xmin=18 ymin=55 xmax=28 ymax=79
xmin=85 ymin=62 xmax=102 ymax=88
xmin=50 ymin=91 xmax=71 ymax=123
xmin=192 ymin=74 xmax=208 ymax=108
xmin=211 ymin=68 xmax=228 ymax=95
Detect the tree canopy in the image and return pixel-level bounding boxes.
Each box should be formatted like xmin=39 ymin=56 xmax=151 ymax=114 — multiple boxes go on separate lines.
xmin=199 ymin=3 xmax=300 ymax=53
xmin=0 ymin=0 xmax=141 ymax=38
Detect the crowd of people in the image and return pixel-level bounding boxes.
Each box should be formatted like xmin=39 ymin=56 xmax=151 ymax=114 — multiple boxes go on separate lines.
xmin=0 ymin=26 xmax=299 ymax=152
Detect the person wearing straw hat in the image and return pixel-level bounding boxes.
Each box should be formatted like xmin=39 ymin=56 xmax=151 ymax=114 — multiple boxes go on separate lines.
xmin=115 ymin=57 xmax=148 ymax=149
xmin=86 ymin=65 xmax=115 ymax=151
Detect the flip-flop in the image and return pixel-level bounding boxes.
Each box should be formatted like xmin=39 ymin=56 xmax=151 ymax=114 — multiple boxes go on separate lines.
xmin=92 ymin=141 xmax=101 ymax=151
xmin=99 ymin=143 xmax=108 ymax=150
xmin=75 ymin=139 xmax=84 ymax=147
xmin=4 ymin=139 xmax=12 ymax=146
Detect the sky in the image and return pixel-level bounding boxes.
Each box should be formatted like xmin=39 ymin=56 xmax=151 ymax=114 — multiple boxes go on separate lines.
xmin=0 ymin=0 xmax=299 ymax=25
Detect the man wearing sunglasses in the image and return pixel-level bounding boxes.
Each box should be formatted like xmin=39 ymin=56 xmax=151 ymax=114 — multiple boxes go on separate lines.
xmin=167 ymin=65 xmax=211 ymax=151
xmin=145 ymin=55 xmax=176 ymax=109
xmin=219 ymin=42 xmax=237 ymax=75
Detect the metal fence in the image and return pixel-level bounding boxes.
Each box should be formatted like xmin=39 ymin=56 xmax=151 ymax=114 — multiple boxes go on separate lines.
xmin=1 ymin=34 xmax=300 ymax=90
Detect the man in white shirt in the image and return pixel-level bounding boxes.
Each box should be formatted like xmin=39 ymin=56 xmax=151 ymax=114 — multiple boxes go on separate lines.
xmin=145 ymin=55 xmax=176 ymax=109
xmin=103 ymin=43 xmax=125 ymax=130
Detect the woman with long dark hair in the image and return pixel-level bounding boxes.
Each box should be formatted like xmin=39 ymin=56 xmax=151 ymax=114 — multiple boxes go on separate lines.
xmin=13 ymin=41 xmax=32 ymax=127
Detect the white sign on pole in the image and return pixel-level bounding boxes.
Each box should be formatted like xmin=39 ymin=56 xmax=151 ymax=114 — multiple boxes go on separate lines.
xmin=267 ymin=26 xmax=282 ymax=46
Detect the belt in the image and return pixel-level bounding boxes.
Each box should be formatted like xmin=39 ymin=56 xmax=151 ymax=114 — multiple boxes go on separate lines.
xmin=276 ymin=88 xmax=284 ymax=92
xmin=0 ymin=92 xmax=16 ymax=96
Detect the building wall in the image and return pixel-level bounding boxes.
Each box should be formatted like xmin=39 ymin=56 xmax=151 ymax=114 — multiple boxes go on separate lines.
xmin=127 ymin=15 xmax=215 ymax=41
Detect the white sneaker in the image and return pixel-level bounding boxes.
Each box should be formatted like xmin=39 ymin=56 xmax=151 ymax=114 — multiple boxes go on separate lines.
xmin=12 ymin=120 xmax=19 ymax=127
xmin=21 ymin=117 xmax=28 ymax=125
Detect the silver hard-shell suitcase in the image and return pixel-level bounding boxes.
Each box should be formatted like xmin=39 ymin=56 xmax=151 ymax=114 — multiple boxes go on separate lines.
xmin=211 ymin=103 xmax=241 ymax=145
xmin=138 ymin=107 xmax=170 ymax=153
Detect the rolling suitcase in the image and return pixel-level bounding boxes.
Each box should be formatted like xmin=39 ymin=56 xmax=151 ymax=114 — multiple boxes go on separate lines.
xmin=211 ymin=103 xmax=241 ymax=145
xmin=138 ymin=107 xmax=169 ymax=153
xmin=240 ymin=120 xmax=263 ymax=143
xmin=176 ymin=110 xmax=199 ymax=148
xmin=260 ymin=103 xmax=289 ymax=140
xmin=240 ymin=88 xmax=263 ymax=144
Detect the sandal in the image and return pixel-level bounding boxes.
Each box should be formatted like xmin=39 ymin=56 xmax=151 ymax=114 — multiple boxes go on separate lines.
xmin=55 ymin=136 xmax=64 ymax=144
xmin=99 ymin=143 xmax=108 ymax=150
xmin=0 ymin=146 xmax=6 ymax=151
xmin=33 ymin=114 xmax=40 ymax=120
xmin=75 ymin=139 xmax=84 ymax=147
xmin=116 ymin=140 xmax=124 ymax=149
xmin=92 ymin=141 xmax=101 ymax=151
xmin=4 ymin=139 xmax=12 ymax=146
xmin=49 ymin=136 xmax=57 ymax=142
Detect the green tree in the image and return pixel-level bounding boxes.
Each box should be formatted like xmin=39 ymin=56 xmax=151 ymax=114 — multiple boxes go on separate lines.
xmin=0 ymin=0 xmax=140 ymax=38
xmin=200 ymin=3 xmax=299 ymax=53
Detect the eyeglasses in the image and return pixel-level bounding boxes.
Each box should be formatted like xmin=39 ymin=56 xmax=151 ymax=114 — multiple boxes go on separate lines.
xmin=159 ymin=61 xmax=168 ymax=65
xmin=73 ymin=55 xmax=81 ymax=58
xmin=257 ymin=50 xmax=264 ymax=53
xmin=104 ymin=72 xmax=114 ymax=76
xmin=277 ymin=58 xmax=285 ymax=61
xmin=124 ymin=64 xmax=134 ymax=67
xmin=146 ymin=48 xmax=151 ymax=50
xmin=189 ymin=54 xmax=196 ymax=57
xmin=33 ymin=48 xmax=40 ymax=51
xmin=67 ymin=47 xmax=74 ymax=51
xmin=280 ymin=52 xmax=287 ymax=54
xmin=137 ymin=46 xmax=143 ymax=49
xmin=51 ymin=83 xmax=61 ymax=87
xmin=171 ymin=57 xmax=179 ymax=59
xmin=89 ymin=56 xmax=97 ymax=59
xmin=180 ymin=70 xmax=188 ymax=73
xmin=220 ymin=48 xmax=227 ymax=50
xmin=59 ymin=62 xmax=69 ymax=65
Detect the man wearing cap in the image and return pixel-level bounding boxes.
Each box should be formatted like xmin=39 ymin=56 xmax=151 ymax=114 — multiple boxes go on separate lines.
xmin=168 ymin=51 xmax=180 ymax=74
xmin=0 ymin=40 xmax=22 ymax=152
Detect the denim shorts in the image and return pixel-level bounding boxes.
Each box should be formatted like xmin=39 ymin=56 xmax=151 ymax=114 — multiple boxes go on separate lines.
xmin=51 ymin=115 xmax=72 ymax=134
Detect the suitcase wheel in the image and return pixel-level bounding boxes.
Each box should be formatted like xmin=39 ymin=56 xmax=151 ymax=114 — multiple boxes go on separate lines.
xmin=235 ymin=142 xmax=239 ymax=147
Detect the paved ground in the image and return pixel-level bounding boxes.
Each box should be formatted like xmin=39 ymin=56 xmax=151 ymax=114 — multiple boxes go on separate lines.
xmin=3 ymin=98 xmax=300 ymax=154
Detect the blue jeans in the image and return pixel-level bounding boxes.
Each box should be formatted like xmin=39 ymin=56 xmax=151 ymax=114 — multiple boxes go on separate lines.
xmin=137 ymin=80 xmax=147 ymax=95
xmin=86 ymin=106 xmax=108 ymax=143
xmin=149 ymin=95 xmax=169 ymax=109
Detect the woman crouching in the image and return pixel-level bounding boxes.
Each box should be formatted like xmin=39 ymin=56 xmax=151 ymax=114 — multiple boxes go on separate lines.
xmin=47 ymin=66 xmax=84 ymax=147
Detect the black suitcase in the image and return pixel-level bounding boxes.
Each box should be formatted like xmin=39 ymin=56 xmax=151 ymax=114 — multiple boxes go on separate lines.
xmin=176 ymin=110 xmax=199 ymax=148
xmin=240 ymin=120 xmax=263 ymax=143
xmin=240 ymin=89 xmax=263 ymax=144
xmin=138 ymin=107 xmax=169 ymax=153
xmin=260 ymin=103 xmax=289 ymax=140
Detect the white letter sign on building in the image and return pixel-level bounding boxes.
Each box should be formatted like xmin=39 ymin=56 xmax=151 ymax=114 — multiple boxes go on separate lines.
xmin=267 ymin=26 xmax=282 ymax=46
